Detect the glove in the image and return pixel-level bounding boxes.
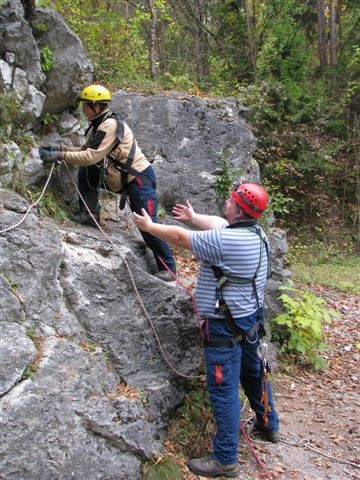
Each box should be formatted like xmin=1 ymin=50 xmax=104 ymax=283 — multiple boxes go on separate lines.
xmin=39 ymin=148 xmax=63 ymax=164
xmin=40 ymin=144 xmax=62 ymax=153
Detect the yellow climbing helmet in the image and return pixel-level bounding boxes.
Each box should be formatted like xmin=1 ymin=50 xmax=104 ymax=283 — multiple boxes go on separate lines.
xmin=79 ymin=85 xmax=111 ymax=104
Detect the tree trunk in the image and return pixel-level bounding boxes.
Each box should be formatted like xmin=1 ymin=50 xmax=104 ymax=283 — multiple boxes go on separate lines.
xmin=158 ymin=20 xmax=168 ymax=73
xmin=317 ymin=0 xmax=328 ymax=72
xmin=148 ymin=0 xmax=157 ymax=80
xmin=194 ymin=0 xmax=209 ymax=82
xmin=244 ymin=0 xmax=256 ymax=71
xmin=336 ymin=0 xmax=343 ymax=49
xmin=329 ymin=0 xmax=336 ymax=66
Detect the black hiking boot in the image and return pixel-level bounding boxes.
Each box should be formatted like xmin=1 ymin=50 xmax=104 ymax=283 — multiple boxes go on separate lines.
xmin=189 ymin=456 xmax=239 ymax=478
xmin=70 ymin=212 xmax=100 ymax=228
xmin=253 ymin=417 xmax=280 ymax=443
xmin=154 ymin=270 xmax=176 ymax=282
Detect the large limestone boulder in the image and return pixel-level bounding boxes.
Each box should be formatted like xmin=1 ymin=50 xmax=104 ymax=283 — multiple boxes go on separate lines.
xmin=0 ymin=188 xmax=202 ymax=479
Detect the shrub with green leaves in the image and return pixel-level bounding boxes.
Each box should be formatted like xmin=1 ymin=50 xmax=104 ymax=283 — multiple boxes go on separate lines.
xmin=214 ymin=147 xmax=244 ymax=201
xmin=40 ymin=46 xmax=54 ymax=72
xmin=271 ymin=281 xmax=339 ymax=370
xmin=0 ymin=92 xmax=22 ymax=142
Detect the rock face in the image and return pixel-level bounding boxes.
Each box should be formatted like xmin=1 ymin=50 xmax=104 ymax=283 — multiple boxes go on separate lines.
xmin=31 ymin=7 xmax=94 ymax=114
xmin=0 ymin=0 xmax=93 ymax=127
xmin=0 ymin=189 xmax=202 ymax=480
xmin=110 ymin=91 xmax=288 ymax=320
xmin=111 ymin=91 xmax=259 ymax=216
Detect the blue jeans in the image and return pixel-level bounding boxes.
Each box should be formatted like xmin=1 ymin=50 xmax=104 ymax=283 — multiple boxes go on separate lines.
xmin=127 ymin=166 xmax=176 ymax=272
xmin=204 ymin=313 xmax=279 ymax=465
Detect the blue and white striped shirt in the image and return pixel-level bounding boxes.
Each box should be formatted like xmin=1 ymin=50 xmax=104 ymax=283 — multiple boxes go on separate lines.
xmin=190 ymin=223 xmax=269 ymax=322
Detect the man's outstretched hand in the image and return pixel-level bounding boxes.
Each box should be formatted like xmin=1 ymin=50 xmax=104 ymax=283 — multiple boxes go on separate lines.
xmin=172 ymin=200 xmax=195 ymax=222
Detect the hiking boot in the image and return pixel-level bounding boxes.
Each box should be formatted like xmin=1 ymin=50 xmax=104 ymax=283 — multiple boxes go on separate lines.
xmin=254 ymin=419 xmax=280 ymax=443
xmin=70 ymin=212 xmax=100 ymax=228
xmin=154 ymin=270 xmax=176 ymax=282
xmin=189 ymin=456 xmax=239 ymax=478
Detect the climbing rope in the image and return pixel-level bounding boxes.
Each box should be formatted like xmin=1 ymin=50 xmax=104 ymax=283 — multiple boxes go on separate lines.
xmin=0 ymin=163 xmax=56 ymax=234
xmin=280 ymin=437 xmax=360 ymax=470
xmin=243 ymin=414 xmax=360 ymax=472
xmin=240 ymin=422 xmax=274 ymax=480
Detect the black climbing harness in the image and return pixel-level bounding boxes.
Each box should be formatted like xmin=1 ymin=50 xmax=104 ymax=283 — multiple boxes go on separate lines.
xmin=105 ymin=112 xmax=153 ymax=210
xmin=204 ymin=221 xmax=271 ymax=348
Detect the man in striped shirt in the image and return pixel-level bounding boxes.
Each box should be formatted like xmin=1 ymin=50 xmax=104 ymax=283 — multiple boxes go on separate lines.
xmin=133 ymin=182 xmax=279 ymax=478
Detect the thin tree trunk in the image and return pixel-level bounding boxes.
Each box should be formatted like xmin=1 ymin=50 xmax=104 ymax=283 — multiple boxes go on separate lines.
xmin=148 ymin=0 xmax=157 ymax=80
xmin=244 ymin=0 xmax=256 ymax=71
xmin=329 ymin=0 xmax=336 ymax=65
xmin=158 ymin=20 xmax=168 ymax=73
xmin=317 ymin=0 xmax=328 ymax=72
xmin=336 ymin=0 xmax=343 ymax=49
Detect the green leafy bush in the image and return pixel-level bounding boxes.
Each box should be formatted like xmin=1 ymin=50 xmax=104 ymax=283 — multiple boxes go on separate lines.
xmin=271 ymin=281 xmax=339 ymax=370
xmin=0 ymin=92 xmax=22 ymax=142
xmin=40 ymin=46 xmax=54 ymax=72
xmin=214 ymin=147 xmax=244 ymax=201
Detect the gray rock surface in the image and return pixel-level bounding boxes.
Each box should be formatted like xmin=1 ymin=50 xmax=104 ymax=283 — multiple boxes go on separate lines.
xmin=111 ymin=91 xmax=258 ymax=216
xmin=31 ymin=7 xmax=93 ymax=114
xmin=0 ymin=0 xmax=93 ymax=124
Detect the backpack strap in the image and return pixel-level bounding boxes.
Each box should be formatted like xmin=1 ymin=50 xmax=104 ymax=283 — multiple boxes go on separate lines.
xmin=106 ymin=114 xmax=152 ymax=210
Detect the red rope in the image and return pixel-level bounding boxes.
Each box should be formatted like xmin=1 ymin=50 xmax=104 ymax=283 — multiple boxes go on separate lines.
xmin=240 ymin=425 xmax=274 ymax=480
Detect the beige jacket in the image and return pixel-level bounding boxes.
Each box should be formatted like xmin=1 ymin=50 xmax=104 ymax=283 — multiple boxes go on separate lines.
xmin=62 ymin=110 xmax=150 ymax=192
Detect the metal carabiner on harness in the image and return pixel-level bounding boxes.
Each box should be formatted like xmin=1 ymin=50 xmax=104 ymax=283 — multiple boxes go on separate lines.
xmin=257 ymin=341 xmax=271 ymax=377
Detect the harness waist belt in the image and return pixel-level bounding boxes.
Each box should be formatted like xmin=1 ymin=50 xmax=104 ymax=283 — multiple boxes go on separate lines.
xmin=203 ymin=320 xmax=265 ymax=348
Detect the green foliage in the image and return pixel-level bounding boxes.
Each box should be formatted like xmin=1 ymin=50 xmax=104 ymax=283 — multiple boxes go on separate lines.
xmin=214 ymin=147 xmax=244 ymax=201
xmin=22 ymin=364 xmax=36 ymax=380
xmin=271 ymin=281 xmax=339 ymax=370
xmin=0 ymin=92 xmax=23 ymax=142
xmin=40 ymin=46 xmax=54 ymax=72
xmin=27 ymin=189 xmax=70 ymax=223
xmin=41 ymin=113 xmax=59 ymax=126
xmin=142 ymin=456 xmax=182 ymax=480
xmin=54 ymin=0 xmax=149 ymax=85
xmin=157 ymin=72 xmax=195 ymax=92
xmin=3 ymin=274 xmax=17 ymax=292
xmin=263 ymin=181 xmax=294 ymax=216
xmin=26 ymin=327 xmax=37 ymax=340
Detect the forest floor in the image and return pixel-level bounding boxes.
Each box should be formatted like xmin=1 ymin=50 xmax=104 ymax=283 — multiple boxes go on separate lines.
xmin=171 ymin=251 xmax=360 ymax=480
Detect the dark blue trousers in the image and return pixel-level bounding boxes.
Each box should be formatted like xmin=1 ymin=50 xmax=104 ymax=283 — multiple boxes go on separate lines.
xmin=204 ymin=312 xmax=279 ymax=464
xmin=77 ymin=164 xmax=176 ymax=272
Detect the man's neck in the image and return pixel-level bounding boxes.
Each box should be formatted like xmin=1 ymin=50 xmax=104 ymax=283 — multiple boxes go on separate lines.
xmin=227 ymin=219 xmax=257 ymax=229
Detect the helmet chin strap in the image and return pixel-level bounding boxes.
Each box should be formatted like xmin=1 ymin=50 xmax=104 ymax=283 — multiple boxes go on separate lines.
xmin=87 ymin=103 xmax=107 ymax=118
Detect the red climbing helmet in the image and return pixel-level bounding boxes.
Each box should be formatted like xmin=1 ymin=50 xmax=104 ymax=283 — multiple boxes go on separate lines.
xmin=231 ymin=182 xmax=268 ymax=218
